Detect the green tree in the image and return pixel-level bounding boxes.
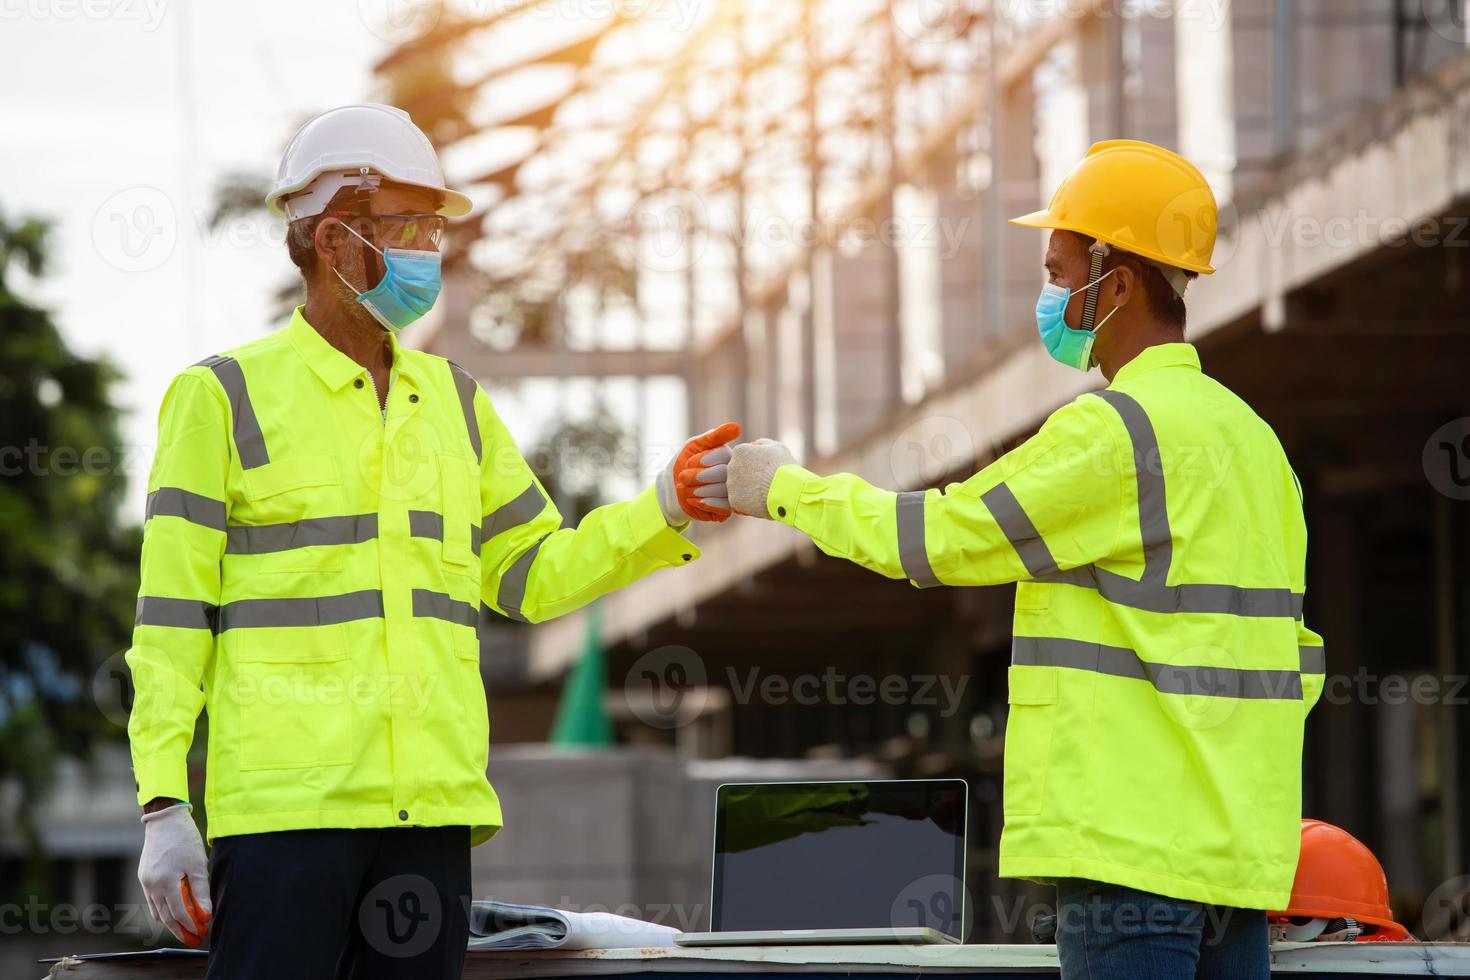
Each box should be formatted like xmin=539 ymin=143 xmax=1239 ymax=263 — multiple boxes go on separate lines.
xmin=0 ymin=206 xmax=141 ymax=893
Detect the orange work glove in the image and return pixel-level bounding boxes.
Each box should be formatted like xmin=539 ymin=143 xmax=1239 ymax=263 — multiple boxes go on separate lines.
xmin=656 ymin=422 xmax=743 ymax=525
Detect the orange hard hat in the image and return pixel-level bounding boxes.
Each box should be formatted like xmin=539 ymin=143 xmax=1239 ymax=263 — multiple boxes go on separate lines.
xmin=1270 ymin=819 xmax=1411 ymax=941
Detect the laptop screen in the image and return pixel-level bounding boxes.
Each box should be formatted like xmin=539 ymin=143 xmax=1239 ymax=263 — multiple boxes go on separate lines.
xmin=711 ymin=780 xmax=967 ymax=937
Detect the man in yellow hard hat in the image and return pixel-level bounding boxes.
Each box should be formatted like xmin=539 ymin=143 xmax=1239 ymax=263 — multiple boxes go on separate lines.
xmin=726 ymin=140 xmax=1324 ymax=979
xmin=125 ymin=104 xmax=739 ymax=979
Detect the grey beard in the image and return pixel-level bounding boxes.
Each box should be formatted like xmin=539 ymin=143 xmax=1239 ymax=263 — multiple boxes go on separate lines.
xmin=328 ymin=269 xmax=385 ymax=334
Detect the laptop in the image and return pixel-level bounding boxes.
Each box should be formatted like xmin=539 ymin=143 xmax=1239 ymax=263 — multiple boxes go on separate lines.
xmin=675 ymin=778 xmax=968 ymax=946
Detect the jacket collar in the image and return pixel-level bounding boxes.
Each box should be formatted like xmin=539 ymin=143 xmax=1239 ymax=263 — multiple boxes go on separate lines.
xmin=287 ymin=305 xmax=411 ymax=392
xmin=1111 ymin=342 xmax=1200 ymax=385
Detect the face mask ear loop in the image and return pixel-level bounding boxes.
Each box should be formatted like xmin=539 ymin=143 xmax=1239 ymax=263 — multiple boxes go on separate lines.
xmin=1080 ymin=241 xmax=1110 ymax=331
xmin=332 ymin=220 xmax=387 ymax=296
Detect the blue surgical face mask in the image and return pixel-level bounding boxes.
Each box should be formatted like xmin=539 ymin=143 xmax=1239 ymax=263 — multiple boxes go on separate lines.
xmin=334 ymin=222 xmax=442 ymax=332
xmin=1035 ymin=268 xmax=1119 ymax=371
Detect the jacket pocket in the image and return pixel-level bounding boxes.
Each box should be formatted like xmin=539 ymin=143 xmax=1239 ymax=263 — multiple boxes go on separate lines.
xmin=234 ymin=625 xmax=353 ymax=771
xmin=236 ymin=455 xmax=349 ymax=573
xmin=1003 ymin=664 xmax=1059 ymax=817
xmin=438 ymin=452 xmax=479 ymax=575
xmin=1014 ymin=581 xmax=1052 ymax=612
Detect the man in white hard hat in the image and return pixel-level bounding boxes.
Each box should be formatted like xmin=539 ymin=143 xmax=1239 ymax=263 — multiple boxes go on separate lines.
xmin=125 ymin=104 xmax=740 ymax=979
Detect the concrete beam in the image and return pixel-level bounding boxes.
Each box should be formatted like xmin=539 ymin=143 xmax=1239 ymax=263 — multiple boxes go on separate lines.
xmin=526 ymin=52 xmax=1470 ymax=681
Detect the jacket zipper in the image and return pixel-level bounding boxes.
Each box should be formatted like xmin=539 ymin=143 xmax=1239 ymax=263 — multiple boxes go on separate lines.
xmin=365 ymin=368 xmax=392 ymax=424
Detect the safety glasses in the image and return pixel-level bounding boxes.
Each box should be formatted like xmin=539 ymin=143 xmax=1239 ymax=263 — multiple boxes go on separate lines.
xmin=332 ymin=212 xmax=448 ymax=250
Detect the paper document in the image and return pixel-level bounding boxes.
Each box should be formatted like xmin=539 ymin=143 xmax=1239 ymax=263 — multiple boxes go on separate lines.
xmin=469 ymin=901 xmax=680 ymax=951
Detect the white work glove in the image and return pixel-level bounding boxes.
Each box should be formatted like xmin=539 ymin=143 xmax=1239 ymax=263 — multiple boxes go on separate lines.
xmin=655 ymin=422 xmax=743 ymax=526
xmin=138 ymin=803 xmax=212 ymax=947
xmin=727 ymin=439 xmax=798 ymax=519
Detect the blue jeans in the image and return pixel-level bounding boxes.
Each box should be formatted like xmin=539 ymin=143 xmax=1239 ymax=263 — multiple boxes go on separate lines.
xmin=1054 ymin=878 xmax=1269 ymax=980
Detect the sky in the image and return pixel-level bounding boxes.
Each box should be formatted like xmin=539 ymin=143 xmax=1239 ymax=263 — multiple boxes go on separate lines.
xmin=1 ymin=0 xmax=671 ymax=520
xmin=2 ymin=2 xmax=396 ymax=516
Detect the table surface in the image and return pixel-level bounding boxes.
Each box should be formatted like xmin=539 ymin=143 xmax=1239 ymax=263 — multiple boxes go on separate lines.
xmin=40 ymin=943 xmax=1470 ymax=979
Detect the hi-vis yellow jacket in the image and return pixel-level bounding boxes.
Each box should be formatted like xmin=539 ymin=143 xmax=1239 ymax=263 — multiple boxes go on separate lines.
xmin=126 ymin=308 xmax=701 ymax=845
xmin=767 ymin=344 xmax=1323 ymax=910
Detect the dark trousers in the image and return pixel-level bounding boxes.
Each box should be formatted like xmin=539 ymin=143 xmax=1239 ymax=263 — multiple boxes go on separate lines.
xmin=1054 ymin=878 xmax=1269 ymax=980
xmin=205 ymin=826 xmax=471 ymax=980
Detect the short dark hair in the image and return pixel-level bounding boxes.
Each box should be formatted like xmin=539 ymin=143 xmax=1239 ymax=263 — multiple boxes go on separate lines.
xmin=1074 ymin=232 xmax=1197 ymax=331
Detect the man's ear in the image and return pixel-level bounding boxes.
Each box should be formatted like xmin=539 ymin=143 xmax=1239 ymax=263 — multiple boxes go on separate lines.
xmin=314 ymin=216 xmax=346 ymax=269
xmin=1110 ymin=260 xmax=1137 ymax=308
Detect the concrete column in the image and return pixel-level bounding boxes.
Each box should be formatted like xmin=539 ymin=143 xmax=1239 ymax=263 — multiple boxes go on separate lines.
xmin=1079 ymin=4 xmax=1126 ymax=139
xmin=1134 ymin=7 xmax=1179 ymax=149
xmin=1178 ymin=0 xmax=1237 ymax=197
xmin=829 ymin=239 xmax=895 ymax=446
xmin=993 ymin=78 xmax=1042 ymax=339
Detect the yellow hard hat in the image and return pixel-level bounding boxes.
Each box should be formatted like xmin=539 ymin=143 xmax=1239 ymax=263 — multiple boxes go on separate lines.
xmin=1010 ymin=139 xmax=1218 ymax=276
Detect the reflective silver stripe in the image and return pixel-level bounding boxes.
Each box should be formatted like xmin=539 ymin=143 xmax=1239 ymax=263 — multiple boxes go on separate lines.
xmin=1300 ymin=645 xmax=1326 ymax=674
xmin=196 ymin=355 xmax=269 ymax=470
xmin=1012 ymin=636 xmax=1303 ymax=700
xmin=1092 ymin=390 xmax=1171 ymax=584
xmin=980 ymin=483 xmax=1058 ymax=578
xmin=497 ymin=536 xmax=548 ymax=623
xmin=411 ymin=589 xmax=478 ymax=628
xmin=409 ymin=510 xmax=444 ymax=540
xmin=145 ymin=487 xmax=226 ymax=532
xmin=448 ymin=363 xmax=482 ymax=463
xmin=136 ymin=596 xmax=217 ymax=631
xmin=225 ymin=514 xmax=378 ymax=554
xmin=216 ymin=589 xmax=384 ymax=631
xmin=411 ymin=511 xmax=483 ymax=557
xmin=896 ymin=491 xmax=940 ymax=588
xmin=1043 ymin=565 xmax=1303 ymax=618
xmin=1031 ymin=390 xmax=1304 ymax=620
xmin=483 ymin=484 xmax=548 ymax=542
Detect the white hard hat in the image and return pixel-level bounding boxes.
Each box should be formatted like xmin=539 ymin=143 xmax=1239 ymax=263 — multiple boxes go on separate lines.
xmin=266 ymin=103 xmax=473 ymax=221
